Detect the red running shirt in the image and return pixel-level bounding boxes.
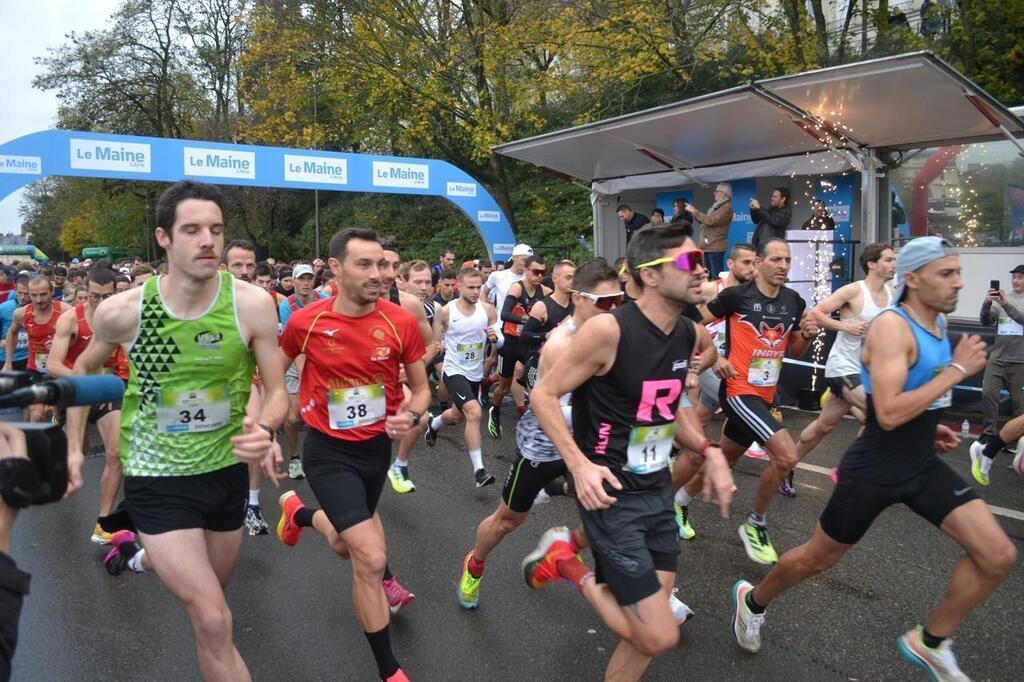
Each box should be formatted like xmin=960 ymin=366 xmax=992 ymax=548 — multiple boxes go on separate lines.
xmin=64 ymin=304 xmax=129 ymax=380
xmin=24 ymin=301 xmax=64 ymax=372
xmin=279 ymin=297 xmax=426 ymax=441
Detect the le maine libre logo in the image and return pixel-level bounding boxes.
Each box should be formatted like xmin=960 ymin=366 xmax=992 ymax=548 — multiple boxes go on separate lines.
xmin=477 ymin=210 xmax=500 ymax=222
xmin=0 ymin=155 xmax=41 ymax=175
xmin=185 ymin=147 xmax=255 ymax=180
xmin=284 ymin=154 xmax=347 ymax=185
xmin=372 ymin=161 xmax=429 ymax=189
xmin=70 ymin=139 xmax=151 ymax=173
xmin=446 ymin=181 xmax=477 ymax=197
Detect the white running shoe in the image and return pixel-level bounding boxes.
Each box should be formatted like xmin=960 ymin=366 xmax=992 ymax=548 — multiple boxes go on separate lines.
xmin=669 ymin=588 xmax=694 ymax=625
xmin=1014 ymin=438 xmax=1024 ymax=477
xmin=898 ymin=626 xmax=971 ymax=681
xmin=731 ymin=580 xmax=765 ymax=653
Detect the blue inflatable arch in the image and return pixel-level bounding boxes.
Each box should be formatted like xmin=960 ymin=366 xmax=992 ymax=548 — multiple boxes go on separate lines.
xmin=0 ymin=130 xmax=517 ymax=262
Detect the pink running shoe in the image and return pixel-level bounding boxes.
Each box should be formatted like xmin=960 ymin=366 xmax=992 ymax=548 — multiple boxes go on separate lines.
xmin=382 ymin=576 xmax=416 ymax=614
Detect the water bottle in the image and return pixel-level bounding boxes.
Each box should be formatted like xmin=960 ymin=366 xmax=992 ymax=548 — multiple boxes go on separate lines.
xmin=961 ymin=419 xmax=970 ymax=439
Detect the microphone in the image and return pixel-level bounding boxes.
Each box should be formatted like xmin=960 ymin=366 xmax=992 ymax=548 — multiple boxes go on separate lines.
xmin=0 ymin=375 xmax=126 ymax=409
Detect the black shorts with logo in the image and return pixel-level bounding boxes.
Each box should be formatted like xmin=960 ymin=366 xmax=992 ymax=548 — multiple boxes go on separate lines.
xmin=575 ymin=485 xmax=678 ymax=606
xmin=501 ymin=451 xmax=566 ymax=513
xmin=825 ymin=373 xmax=862 ymax=400
xmin=124 ymin=462 xmax=247 ymax=535
xmin=443 ymin=373 xmax=481 ymax=410
xmin=819 ymin=457 xmax=979 ymax=545
xmin=302 ymin=428 xmax=391 ymax=534
xmin=720 ymin=387 xmax=783 ymax=448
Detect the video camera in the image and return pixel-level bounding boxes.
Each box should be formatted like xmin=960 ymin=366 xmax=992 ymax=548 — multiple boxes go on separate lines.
xmin=0 ymin=371 xmax=125 ymax=508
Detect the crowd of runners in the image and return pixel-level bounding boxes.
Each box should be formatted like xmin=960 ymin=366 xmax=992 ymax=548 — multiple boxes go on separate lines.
xmin=1 ymin=179 xmax=1020 ymax=681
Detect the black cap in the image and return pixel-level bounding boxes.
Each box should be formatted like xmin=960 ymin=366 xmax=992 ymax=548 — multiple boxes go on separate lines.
xmin=1011 ymin=264 xmax=1024 ymax=275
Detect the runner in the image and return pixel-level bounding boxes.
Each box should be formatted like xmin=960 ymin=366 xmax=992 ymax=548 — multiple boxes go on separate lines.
xmin=46 ymin=267 xmax=129 ymax=544
xmin=275 ymin=228 xmax=429 ymax=682
xmin=2 ymin=275 xmax=65 ymax=422
xmin=254 ymin=262 xmax=286 ymax=307
xmin=0 ymin=275 xmax=30 ymax=372
xmin=64 ymin=180 xmax=287 ymax=680
xmin=422 ymin=267 xmax=501 ymax=487
xmin=520 ymin=259 xmax=575 ymax=379
xmin=488 ymin=254 xmax=551 ymax=438
xmin=455 ymin=258 xmax=619 ymax=609
xmin=702 ymin=238 xmax=819 ymax=564
xmin=784 ymin=243 xmax=895 ymax=496
xmin=482 ymin=244 xmax=530 ymax=413
xmin=977 ymin=411 xmax=1024 ymax=477
xmin=731 ymin=236 xmax=1015 ymax=682
xmin=521 ymin=226 xmax=733 ymax=680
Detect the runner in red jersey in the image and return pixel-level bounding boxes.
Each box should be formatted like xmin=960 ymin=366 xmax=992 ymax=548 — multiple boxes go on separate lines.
xmin=47 ymin=268 xmax=128 ymax=544
xmin=2 ymin=275 xmax=64 ymax=422
xmin=276 ymin=228 xmax=429 ymax=682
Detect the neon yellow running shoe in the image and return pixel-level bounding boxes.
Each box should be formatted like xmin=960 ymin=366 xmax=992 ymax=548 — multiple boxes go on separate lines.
xmin=739 ymin=522 xmax=778 ymax=565
xmin=388 ymin=464 xmax=416 ymax=493
xmin=457 ymin=551 xmax=482 ymax=609
xmin=674 ymin=502 xmax=695 ymax=540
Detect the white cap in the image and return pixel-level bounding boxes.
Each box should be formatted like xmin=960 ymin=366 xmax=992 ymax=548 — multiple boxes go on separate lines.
xmin=292 ymin=264 xmax=315 ymax=278
xmin=511 ymin=244 xmax=533 ymax=257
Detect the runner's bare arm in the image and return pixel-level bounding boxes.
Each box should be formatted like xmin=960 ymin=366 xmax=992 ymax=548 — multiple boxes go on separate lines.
xmin=45 ymin=309 xmax=78 ymax=378
xmin=1 ymin=308 xmax=24 ymax=370
xmin=864 ymin=312 xmax=986 ymax=430
xmin=811 ymin=283 xmax=860 ymax=332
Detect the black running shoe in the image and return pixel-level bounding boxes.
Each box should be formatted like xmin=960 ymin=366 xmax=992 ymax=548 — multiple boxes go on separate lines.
xmin=474 ymin=468 xmax=496 ymax=488
xmin=424 ymin=412 xmax=438 ymax=447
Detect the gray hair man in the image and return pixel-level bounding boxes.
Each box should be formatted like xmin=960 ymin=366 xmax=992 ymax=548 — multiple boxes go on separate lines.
xmin=685 ymin=182 xmax=734 ymax=276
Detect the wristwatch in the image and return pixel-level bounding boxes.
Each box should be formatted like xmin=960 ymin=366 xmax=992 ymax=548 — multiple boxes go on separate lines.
xmin=258 ymin=423 xmax=276 ymax=441
xmin=408 ymin=410 xmax=422 ymax=427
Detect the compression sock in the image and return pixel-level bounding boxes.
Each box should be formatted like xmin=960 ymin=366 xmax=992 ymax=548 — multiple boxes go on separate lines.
xmin=128 ymin=548 xmax=146 ymax=574
xmin=383 ymin=564 xmax=394 ymax=581
xmin=430 ymin=414 xmax=445 ymax=431
xmin=921 ymin=628 xmax=946 ymax=649
xmin=982 ymin=435 xmax=1005 ymax=460
xmin=674 ymin=488 xmax=693 ymax=506
xmin=569 ymin=528 xmax=586 ymax=554
xmin=467 ymin=554 xmax=485 ymax=578
xmin=556 ymin=557 xmax=594 ymax=594
xmin=745 ymin=590 xmax=766 ymax=614
xmin=468 ymin=449 xmax=484 ymax=471
xmin=364 ymin=626 xmax=400 ymax=679
xmin=747 ymin=511 xmax=766 ymax=527
xmin=248 ymin=489 xmax=260 ymax=506
xmin=294 ymin=507 xmax=317 ymax=528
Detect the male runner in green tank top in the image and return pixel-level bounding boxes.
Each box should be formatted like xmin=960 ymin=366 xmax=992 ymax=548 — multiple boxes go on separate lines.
xmin=64 ymin=180 xmax=288 ymax=681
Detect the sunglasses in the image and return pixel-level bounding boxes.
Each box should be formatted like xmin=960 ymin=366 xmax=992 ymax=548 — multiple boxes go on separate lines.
xmin=529 ymin=268 xmax=546 ymax=276
xmin=635 ymin=249 xmax=704 ymax=272
xmin=573 ymin=290 xmax=623 ymax=310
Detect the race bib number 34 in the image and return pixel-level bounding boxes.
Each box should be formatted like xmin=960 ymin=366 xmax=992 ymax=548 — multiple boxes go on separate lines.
xmin=155 ymin=386 xmax=231 ymax=434
xmin=328 ymin=384 xmax=386 ymax=430
xmin=625 ymin=423 xmax=676 ymax=475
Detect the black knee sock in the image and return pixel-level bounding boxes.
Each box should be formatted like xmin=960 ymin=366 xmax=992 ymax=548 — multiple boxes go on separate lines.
xmin=921 ymin=627 xmax=945 ymax=649
xmin=982 ymin=435 xmax=1005 ymax=459
xmin=365 ymin=625 xmax=400 ymax=678
xmin=294 ymin=507 xmax=317 ymax=528
xmin=383 ymin=564 xmax=393 ymax=581
xmin=745 ymin=591 xmax=766 ymax=614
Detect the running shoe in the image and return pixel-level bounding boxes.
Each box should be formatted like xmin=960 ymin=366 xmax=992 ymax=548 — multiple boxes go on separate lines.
xmin=968 ymin=441 xmax=991 ymax=486
xmin=103 ymin=531 xmax=143 ymax=576
xmin=533 ymin=488 xmax=552 ymax=505
xmin=522 ymin=526 xmax=576 ymax=590
xmin=1014 ymin=438 xmax=1024 ymax=477
xmin=731 ymin=579 xmax=765 ymax=653
xmin=457 ymin=551 xmax=482 ymax=609
xmin=778 ymin=471 xmax=796 ymax=498
xmin=423 ymin=412 xmax=438 ymax=447
xmin=91 ymin=522 xmax=113 ymax=545
xmin=744 ymin=442 xmax=768 ymax=460
xmin=674 ymin=503 xmax=695 ymax=540
xmin=898 ymin=626 xmax=970 ymax=681
xmin=487 ymin=405 xmax=501 ymax=438
xmin=382 ymin=576 xmax=416 ymax=614
xmin=474 ymin=468 xmax=496 ymax=488
xmin=288 ymin=457 xmax=305 ymax=480
xmin=388 ymin=464 xmax=416 ymax=494
xmin=739 ymin=522 xmax=778 ymax=565
xmin=276 ymin=490 xmax=305 ymax=547
xmin=245 ymin=504 xmax=270 ymax=536
xmin=383 ymin=668 xmax=411 ymax=682
xmin=669 ymin=588 xmax=694 ymax=625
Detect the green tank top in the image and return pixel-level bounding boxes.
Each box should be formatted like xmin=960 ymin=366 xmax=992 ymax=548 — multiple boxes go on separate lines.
xmin=120 ymin=271 xmax=255 ymax=476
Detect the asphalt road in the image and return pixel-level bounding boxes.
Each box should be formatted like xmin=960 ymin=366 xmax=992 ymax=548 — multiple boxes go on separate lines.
xmin=10 ymin=408 xmax=1024 ymax=681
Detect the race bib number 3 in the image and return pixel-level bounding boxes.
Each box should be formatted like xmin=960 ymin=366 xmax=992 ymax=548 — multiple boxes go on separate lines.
xmin=456 ymin=341 xmax=484 ymax=361
xmin=155 ymin=386 xmax=231 ymax=434
xmin=625 ymin=423 xmax=676 ymax=475
xmin=748 ymin=357 xmax=782 ymax=387
xmin=328 ymin=384 xmax=386 ymax=430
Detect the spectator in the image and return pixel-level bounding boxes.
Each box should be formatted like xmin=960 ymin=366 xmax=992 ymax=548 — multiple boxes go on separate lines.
xmin=431 ymin=248 xmax=456 ymax=287
xmin=616 ymin=203 xmax=649 ymax=243
xmin=920 ymin=0 xmax=942 ymax=37
xmin=686 ymin=182 xmax=734 ymax=276
xmin=888 ymin=6 xmax=910 ymax=29
xmin=750 ymin=187 xmax=792 ymax=250
xmin=802 ymin=199 xmax=836 ymax=231
xmin=977 ymin=265 xmax=1024 ymax=448
xmin=671 ymin=198 xmax=688 ymax=223
xmin=649 ymin=208 xmax=665 ymax=225
xmin=275 ymin=266 xmax=294 ymax=296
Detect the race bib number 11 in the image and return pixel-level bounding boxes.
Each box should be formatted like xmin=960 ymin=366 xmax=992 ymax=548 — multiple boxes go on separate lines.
xmin=625 ymin=423 xmax=676 ymax=475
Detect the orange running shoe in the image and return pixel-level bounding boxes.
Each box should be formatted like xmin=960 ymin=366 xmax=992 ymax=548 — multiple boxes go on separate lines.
xmin=277 ymin=490 xmax=305 ymax=547
xmin=521 ymin=526 xmax=577 ymax=590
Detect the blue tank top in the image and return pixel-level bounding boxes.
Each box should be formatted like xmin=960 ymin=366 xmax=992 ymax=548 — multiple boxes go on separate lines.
xmin=841 ymin=307 xmax=952 ymax=484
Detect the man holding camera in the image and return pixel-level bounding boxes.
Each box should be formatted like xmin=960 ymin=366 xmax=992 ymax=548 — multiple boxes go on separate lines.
xmin=969 ymin=265 xmax=1024 ymax=484
xmin=685 ymin=183 xmax=734 ymax=277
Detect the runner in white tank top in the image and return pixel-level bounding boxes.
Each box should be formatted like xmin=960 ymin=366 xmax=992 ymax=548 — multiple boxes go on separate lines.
xmin=787 ymin=244 xmax=897 ymax=494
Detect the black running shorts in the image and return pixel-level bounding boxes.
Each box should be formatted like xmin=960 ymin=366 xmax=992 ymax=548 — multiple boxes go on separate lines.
xmin=124 ymin=463 xmax=247 ymax=535
xmin=720 ymin=387 xmax=782 ymax=448
xmin=443 ymin=373 xmax=481 ymax=410
xmin=501 ymin=450 xmax=566 ymax=513
xmin=819 ymin=457 xmax=980 ymax=545
xmin=496 ymin=339 xmax=521 ymax=379
xmin=302 ymin=429 xmax=391 ymax=534
xmin=825 ymin=373 xmax=861 ymax=400
xmin=575 ymin=485 xmax=678 ymax=606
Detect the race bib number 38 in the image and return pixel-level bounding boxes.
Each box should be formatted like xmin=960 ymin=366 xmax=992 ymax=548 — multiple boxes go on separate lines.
xmin=328 ymin=384 xmax=386 ymax=430
xmin=155 ymin=386 xmax=231 ymax=434
xmin=625 ymin=423 xmax=676 ymax=475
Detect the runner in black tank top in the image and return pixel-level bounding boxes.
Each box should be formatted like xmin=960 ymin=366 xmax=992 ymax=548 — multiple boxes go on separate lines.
xmin=519 ymin=227 xmax=734 ymax=681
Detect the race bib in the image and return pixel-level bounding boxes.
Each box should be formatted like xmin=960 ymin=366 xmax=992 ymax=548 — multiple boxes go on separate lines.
xmin=748 ymin=357 xmax=782 ymax=387
xmin=997 ymin=314 xmax=1023 ymax=336
xmin=15 ymin=332 xmax=28 ymax=351
xmin=155 ymin=386 xmax=231 ymax=433
xmin=328 ymin=384 xmax=386 ymax=430
xmin=929 ymin=366 xmax=952 ymax=410
xmin=714 ymin=330 xmax=727 ymax=356
xmin=625 ymin=423 xmax=676 ymax=475
xmin=35 ymin=353 xmax=48 ymax=372
xmin=456 ymin=341 xmax=484 ymax=362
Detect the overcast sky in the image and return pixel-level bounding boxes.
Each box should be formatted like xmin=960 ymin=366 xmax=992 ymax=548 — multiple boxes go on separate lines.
xmin=0 ymin=1 xmax=122 ymax=235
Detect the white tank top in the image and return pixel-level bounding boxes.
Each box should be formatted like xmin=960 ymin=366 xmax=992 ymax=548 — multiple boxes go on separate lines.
xmin=442 ymin=300 xmax=489 ymax=381
xmin=825 ymin=280 xmax=893 ymax=378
